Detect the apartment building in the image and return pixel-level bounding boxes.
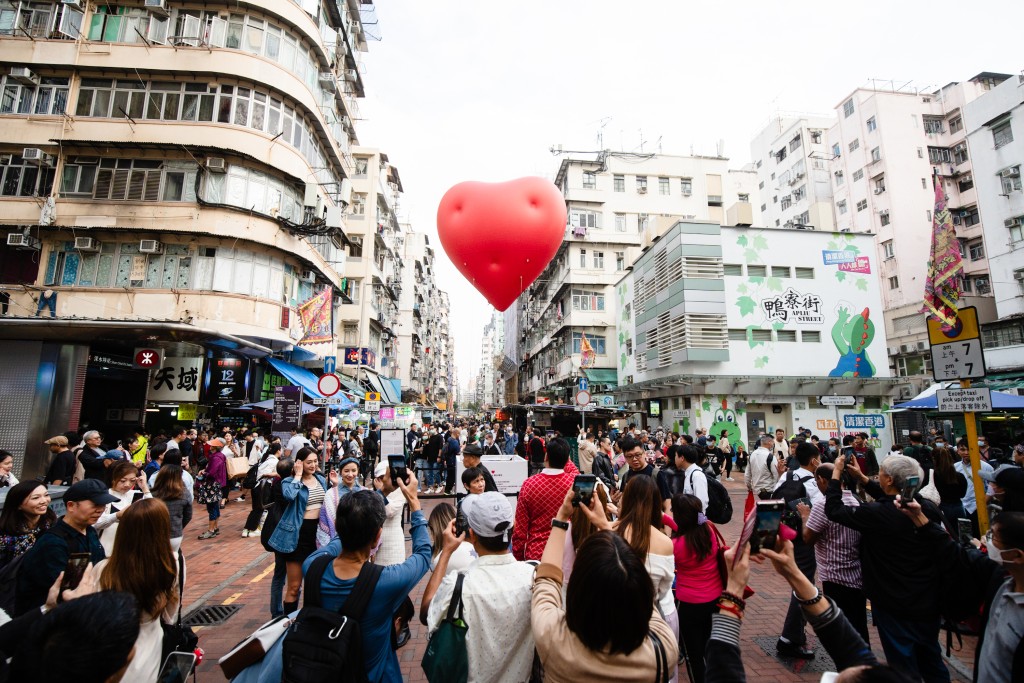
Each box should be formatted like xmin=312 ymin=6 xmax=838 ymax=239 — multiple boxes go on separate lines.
xmin=964 ymin=74 xmax=1024 ymax=383
xmin=825 ymin=74 xmax=1010 ymax=395
xmin=750 ymin=115 xmax=837 ymax=232
xmin=513 ymin=152 xmax=759 ymax=403
xmin=0 ymin=0 xmax=372 ymax=476
xmin=474 ymin=311 xmax=503 ymax=408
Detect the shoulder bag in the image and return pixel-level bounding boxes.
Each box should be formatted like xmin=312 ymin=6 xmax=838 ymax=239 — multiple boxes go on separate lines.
xmin=162 ymin=552 xmax=200 ymax=661
xmin=421 ymin=573 xmax=469 ymax=683
xmin=649 ymin=629 xmax=670 ymax=683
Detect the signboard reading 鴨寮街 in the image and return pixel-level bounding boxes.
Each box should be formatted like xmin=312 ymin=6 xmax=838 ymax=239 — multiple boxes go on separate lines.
xmin=761 ymin=288 xmax=824 ymax=325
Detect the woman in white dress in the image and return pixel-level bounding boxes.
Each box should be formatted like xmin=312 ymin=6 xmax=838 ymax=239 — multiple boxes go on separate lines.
xmin=371 ymin=461 xmax=407 ymax=566
xmin=96 ymin=460 xmax=152 ymax=556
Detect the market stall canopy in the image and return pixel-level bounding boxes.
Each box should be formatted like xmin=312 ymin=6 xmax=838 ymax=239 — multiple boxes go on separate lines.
xmin=266 ymin=357 xmax=363 ymax=405
xmin=584 ymin=368 xmax=618 ymax=387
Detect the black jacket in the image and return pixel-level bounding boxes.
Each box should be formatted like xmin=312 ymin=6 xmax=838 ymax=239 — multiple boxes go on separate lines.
xmin=592 ymin=451 xmax=615 ymax=489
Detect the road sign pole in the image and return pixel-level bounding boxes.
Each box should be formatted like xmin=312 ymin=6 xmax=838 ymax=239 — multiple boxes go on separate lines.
xmin=962 ymin=378 xmax=989 ymax=536
xmin=835 ymin=405 xmax=841 ymax=441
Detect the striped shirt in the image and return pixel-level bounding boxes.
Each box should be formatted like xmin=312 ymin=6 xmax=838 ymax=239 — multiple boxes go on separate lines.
xmin=805 ymin=489 xmax=862 ymax=588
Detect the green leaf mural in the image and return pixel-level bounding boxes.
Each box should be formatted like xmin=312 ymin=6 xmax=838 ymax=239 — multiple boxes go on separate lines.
xmin=772 ymin=321 xmax=785 ymax=330
xmin=681 ymin=417 xmax=691 ymax=434
xmin=835 ymin=271 xmax=846 ymax=282
xmin=766 ymin=277 xmax=783 ymax=292
xmin=702 ymin=400 xmax=712 ymax=412
xmin=746 ymin=325 xmax=765 ymax=348
xmin=855 ymin=278 xmax=868 ymax=291
xmin=754 ymin=357 xmax=767 ymax=368
xmin=749 ymin=276 xmax=764 ymax=285
xmin=846 ymin=244 xmax=860 ymax=255
xmin=737 ymin=283 xmax=748 ymax=294
xmin=737 ymin=235 xmax=749 ymax=247
xmin=736 ymin=296 xmax=756 ymax=316
xmin=827 ymin=240 xmax=839 ymax=250
xmin=620 ymin=352 xmax=627 ymax=369
xmin=753 ymin=235 xmax=769 ymax=251
xmin=618 ymin=332 xmax=625 ymax=344
xmin=744 ymin=249 xmax=760 ymax=262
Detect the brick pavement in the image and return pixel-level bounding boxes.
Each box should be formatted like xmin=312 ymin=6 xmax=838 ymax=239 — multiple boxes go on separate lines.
xmin=182 ymin=484 xmax=975 ymax=681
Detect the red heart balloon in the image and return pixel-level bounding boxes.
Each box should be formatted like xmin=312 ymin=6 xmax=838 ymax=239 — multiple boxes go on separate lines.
xmin=436 ymin=177 xmax=566 ymax=312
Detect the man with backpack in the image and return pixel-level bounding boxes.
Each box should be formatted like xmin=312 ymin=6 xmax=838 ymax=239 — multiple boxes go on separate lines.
xmin=772 ymin=441 xmax=823 ymax=659
xmin=746 ymin=435 xmax=778 ymax=500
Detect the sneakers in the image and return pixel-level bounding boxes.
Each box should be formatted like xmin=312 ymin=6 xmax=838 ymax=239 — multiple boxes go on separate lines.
xmin=237 ymin=495 xmax=246 ymax=502
xmin=198 ymin=530 xmax=217 ymax=540
xmin=242 ymin=529 xmax=250 ymax=538
xmin=776 ymin=640 xmax=815 ymax=659
xmin=727 ymin=477 xmax=735 ymax=481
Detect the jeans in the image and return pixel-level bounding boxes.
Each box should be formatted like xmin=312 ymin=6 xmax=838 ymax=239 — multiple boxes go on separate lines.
xmin=780 ymin=542 xmax=817 ymax=647
xmin=676 ymin=599 xmax=717 ymax=683
xmin=35 ymin=291 xmax=56 ymax=317
xmin=443 ymin=463 xmax=457 ymax=493
xmin=822 ymin=580 xmax=869 ymax=646
xmin=206 ymin=501 xmax=221 ymax=521
xmin=270 ymin=553 xmax=287 ymax=618
xmin=872 ymin=607 xmax=950 ymax=683
xmin=424 ymin=463 xmax=441 ymax=488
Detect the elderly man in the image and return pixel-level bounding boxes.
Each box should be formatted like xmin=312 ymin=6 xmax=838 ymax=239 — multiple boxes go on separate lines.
xmin=826 ymin=454 xmax=950 ymax=682
xmin=577 ymin=432 xmax=598 ymax=476
xmin=75 ymin=430 xmax=108 ymax=481
xmin=746 ymin=435 xmax=779 ymax=500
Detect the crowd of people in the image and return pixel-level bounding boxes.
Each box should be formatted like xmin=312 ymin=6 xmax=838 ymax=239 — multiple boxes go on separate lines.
xmin=0 ymin=418 xmax=1021 ymax=683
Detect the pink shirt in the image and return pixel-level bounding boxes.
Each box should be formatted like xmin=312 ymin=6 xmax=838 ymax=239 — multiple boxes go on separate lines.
xmin=672 ymin=531 xmax=722 ymax=603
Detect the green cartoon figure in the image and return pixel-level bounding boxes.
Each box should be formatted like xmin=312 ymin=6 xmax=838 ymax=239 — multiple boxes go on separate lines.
xmin=829 ymin=307 xmax=876 ymax=378
xmin=709 ymin=399 xmax=742 ymax=446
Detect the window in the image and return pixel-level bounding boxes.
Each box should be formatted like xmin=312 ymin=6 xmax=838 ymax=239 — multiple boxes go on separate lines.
xmin=795 ymin=210 xmax=810 ymax=225
xmin=789 ymin=134 xmax=802 ymax=152
xmin=775 ymin=147 xmax=788 ymax=163
xmin=1001 ymin=167 xmax=1022 ymax=194
xmin=949 ymin=116 xmax=963 ymax=133
xmin=795 ymin=267 xmax=814 ymax=279
xmin=582 ymin=171 xmax=596 ymax=189
xmin=963 ymin=207 xmax=981 ymax=227
xmin=924 ymin=116 xmax=945 ymax=135
xmin=975 ymin=276 xmax=991 ymax=294
xmin=780 ymin=195 xmax=792 ymax=210
xmin=638 ymin=213 xmax=649 ymax=231
xmin=929 ymin=147 xmax=952 ymax=164
xmin=707 ymin=195 xmax=723 ymax=207
xmin=747 ymin=265 xmax=767 ymax=277
xmin=810 ymin=130 xmax=822 ymax=144
xmin=870 ymin=147 xmax=881 ymax=162
xmin=727 ymin=329 xmax=747 ymax=341
xmin=875 ymin=177 xmax=886 ymax=194
xmin=0 ymin=76 xmax=70 ymax=115
xmin=615 ymin=252 xmax=625 ymax=270
xmin=571 ymin=332 xmax=605 ymax=354
xmin=852 ymin=169 xmax=864 ymax=181
xmin=880 ymin=212 xmax=891 ymax=226
xmin=760 ymin=203 xmax=767 ymax=212
xmin=658 ymin=177 xmax=669 ymax=195
xmin=882 ymin=240 xmax=895 ymax=259
xmin=569 ymin=209 xmax=599 ymax=229
xmin=832 ymin=143 xmax=841 ymax=157
xmin=354 ymin=158 xmax=368 ymax=176
xmin=680 ymin=177 xmax=692 ymax=196
xmin=614 ymin=213 xmax=626 ymax=232
xmin=351 ymin=193 xmax=366 ymax=215
xmin=791 ymin=186 xmax=805 ymax=202
xmin=578 ymin=249 xmax=586 ymax=268
xmin=802 ymin=330 xmax=821 ymax=343
xmin=723 ymin=263 xmax=743 ymax=276
xmin=613 ymin=174 xmax=625 ymax=192
xmin=835 ymin=171 xmax=845 ymax=187
xmin=953 ymin=143 xmax=969 ymax=165
xmin=842 ymin=99 xmax=854 ymax=118
xmin=968 ymin=242 xmax=985 ymax=261
xmin=636 ymin=176 xmax=648 ymax=192
xmin=570 ymin=289 xmax=604 ymax=311
xmin=750 ymin=329 xmax=772 ymax=343
xmin=837 ymin=200 xmax=848 ymax=215
xmin=856 ymin=199 xmax=868 ymax=211
xmin=770 ymin=266 xmax=791 ymax=278
xmin=1009 ymin=217 xmax=1024 ymax=243
xmin=888 ymin=276 xmax=900 ymax=289
xmin=738 ymin=193 xmax=750 ymax=202
xmin=1 ymin=153 xmax=56 ymax=197
xmin=866 ymin=116 xmax=877 ymax=132
xmin=962 ymin=275 xmax=972 ymax=292
xmin=592 ymin=251 xmax=604 ymax=269
xmin=958 ymin=174 xmax=974 ymax=192
xmin=983 ymin=324 xmax=1024 ymax=349
xmin=848 ymin=139 xmax=860 ymax=152
xmin=993 ymin=121 xmax=1013 ymax=149
xmin=776 ymin=330 xmax=797 ymax=342
xmin=1017 ymin=270 xmax=1024 ymax=295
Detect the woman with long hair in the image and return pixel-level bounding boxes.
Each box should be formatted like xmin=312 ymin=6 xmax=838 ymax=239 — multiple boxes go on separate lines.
xmin=0 ymin=480 xmax=56 ymax=568
xmin=425 ymin=503 xmax=476 ymax=573
xmin=670 ymin=493 xmax=724 ymax=683
xmin=95 ymin=459 xmax=152 ymax=556
xmin=563 ymin=481 xmax=613 ymax=585
xmin=0 ymin=451 xmax=19 ymax=488
xmin=242 ymin=442 xmax=280 ymax=538
xmin=316 ymin=457 xmax=361 ymax=548
xmin=533 ymin=490 xmax=678 ymax=681
xmin=269 ymin=447 xmax=327 ymax=614
xmin=151 ymin=464 xmax=193 ymax=551
xmin=96 ymin=498 xmax=182 ymax=682
xmin=932 ymin=446 xmax=968 ymax=531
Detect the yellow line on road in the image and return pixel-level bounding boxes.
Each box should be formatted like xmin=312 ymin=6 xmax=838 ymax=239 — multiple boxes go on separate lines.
xmin=249 ymin=561 xmax=275 ymax=584
xmin=222 ymin=592 xmax=244 ymax=605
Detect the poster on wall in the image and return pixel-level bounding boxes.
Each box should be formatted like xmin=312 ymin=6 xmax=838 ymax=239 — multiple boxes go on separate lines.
xmin=204 ymin=356 xmax=249 ymax=403
xmin=149 ymin=357 xmax=203 ymax=402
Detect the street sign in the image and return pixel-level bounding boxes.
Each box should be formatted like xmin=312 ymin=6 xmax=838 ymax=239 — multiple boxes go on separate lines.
xmin=365 ymin=400 xmax=381 ymax=412
xmin=819 ymin=395 xmax=856 ymax=407
xmin=575 ymin=390 xmax=591 ymax=406
xmin=930 ymin=339 xmax=986 ymax=380
xmin=574 ymin=404 xmax=597 ymax=412
xmin=133 ymin=347 xmax=162 ymax=369
xmin=937 ymin=387 xmax=992 ymax=413
xmin=365 ymin=392 xmax=381 ymax=402
xmin=312 ymin=396 xmax=345 ymax=405
xmin=317 ymin=373 xmax=341 ymax=397
xmin=324 ymin=356 xmax=336 ymax=374
xmin=578 ymin=377 xmax=589 ymax=392
xmin=927 ymin=306 xmax=981 ymax=345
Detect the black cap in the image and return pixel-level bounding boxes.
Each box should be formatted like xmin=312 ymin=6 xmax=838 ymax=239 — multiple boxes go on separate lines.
xmin=463 ymin=444 xmax=483 ymax=457
xmin=64 ymin=479 xmax=119 ymax=505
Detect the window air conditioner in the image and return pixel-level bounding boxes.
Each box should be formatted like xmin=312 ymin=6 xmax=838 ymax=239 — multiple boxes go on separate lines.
xmin=74 ymin=237 xmax=100 ymax=251
xmin=899 ymin=344 xmax=911 ymax=353
xmin=1005 ymin=218 xmax=1021 ymax=228
xmin=0 ymin=154 xmax=11 ymax=165
xmin=874 ymin=188 xmax=884 ymax=194
xmin=1000 ymin=166 xmax=1020 ymax=178
xmin=637 ymin=187 xmax=647 ymax=194
xmin=318 ymin=72 xmax=336 ymax=92
xmin=887 ymin=346 xmax=900 ymax=356
xmin=139 ymin=239 xmax=163 ymax=254
xmin=21 ymin=148 xmax=44 ymax=162
xmin=6 ymin=233 xmax=40 ymax=249
xmin=143 ymin=0 xmax=168 ymax=14
xmin=9 ymin=67 xmax=38 ymax=86
xmin=916 ymin=341 xmax=928 ymax=352
xmin=300 ymin=270 xmax=316 ymax=283
xmin=205 ymin=157 xmax=226 ymax=173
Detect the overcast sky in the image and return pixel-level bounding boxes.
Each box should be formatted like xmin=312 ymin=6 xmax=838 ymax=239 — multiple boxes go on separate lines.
xmin=357 ymin=0 xmax=1022 ymax=392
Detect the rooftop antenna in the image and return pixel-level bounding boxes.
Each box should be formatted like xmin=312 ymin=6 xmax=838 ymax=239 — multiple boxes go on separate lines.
xmin=638 ymin=129 xmax=646 ymax=153
xmin=597 ymin=116 xmax=611 ymax=150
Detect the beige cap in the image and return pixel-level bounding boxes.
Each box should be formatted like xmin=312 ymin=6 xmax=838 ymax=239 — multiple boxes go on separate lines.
xmin=44 ymin=435 xmax=69 ymax=447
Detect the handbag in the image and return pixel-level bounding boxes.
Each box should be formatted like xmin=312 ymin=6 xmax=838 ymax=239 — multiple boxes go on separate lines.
xmin=421 ymin=573 xmax=468 ymax=683
xmin=226 ymin=456 xmax=250 ymax=480
xmin=218 ymin=614 xmax=291 ymax=679
xmin=162 ymin=552 xmax=199 ymax=662
xmin=195 ymin=476 xmax=221 ymax=505
xmin=650 ymin=629 xmax=670 ymax=683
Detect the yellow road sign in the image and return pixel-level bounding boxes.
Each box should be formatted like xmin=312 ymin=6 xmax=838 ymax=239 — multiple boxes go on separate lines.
xmin=927 ymin=306 xmax=980 ymax=345
xmin=365 ymin=392 xmax=381 ymax=401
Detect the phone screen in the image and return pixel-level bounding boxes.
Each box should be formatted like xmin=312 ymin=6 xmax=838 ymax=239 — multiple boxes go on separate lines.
xmin=387 ymin=455 xmax=408 ymax=485
xmin=750 ymin=500 xmax=785 ymax=554
xmin=61 ymin=552 xmax=90 ymax=591
xmin=572 ymin=474 xmax=597 ymax=507
xmin=131 ymin=490 xmax=145 ymax=504
xmin=900 ymin=475 xmax=921 ymax=507
xmin=957 ymin=518 xmax=973 ymax=545
xmin=157 ymin=651 xmax=197 ymax=683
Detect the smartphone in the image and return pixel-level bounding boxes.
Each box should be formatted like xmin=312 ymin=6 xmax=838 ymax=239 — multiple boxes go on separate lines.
xmin=131 ymin=490 xmax=145 ymax=504
xmin=572 ymin=474 xmax=598 ymax=508
xmin=61 ymin=552 xmax=91 ymax=591
xmin=157 ymin=651 xmax=197 ymax=683
xmin=387 ymin=455 xmax=409 ymax=486
xmin=454 ymin=493 xmax=468 ymax=536
xmin=750 ymin=500 xmax=785 ymax=554
xmin=957 ymin=518 xmax=973 ymax=546
xmin=900 ymin=475 xmax=921 ymax=507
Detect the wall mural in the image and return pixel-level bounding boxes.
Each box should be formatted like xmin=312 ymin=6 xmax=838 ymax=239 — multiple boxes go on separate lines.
xmin=617 ymin=280 xmax=633 ymax=372
xmin=691 ymin=396 xmax=746 ymax=443
xmin=828 ymin=307 xmax=877 ymax=378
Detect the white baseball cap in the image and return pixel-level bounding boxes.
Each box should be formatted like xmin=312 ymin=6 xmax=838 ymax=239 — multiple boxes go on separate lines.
xmin=460 ymin=492 xmax=514 ymax=541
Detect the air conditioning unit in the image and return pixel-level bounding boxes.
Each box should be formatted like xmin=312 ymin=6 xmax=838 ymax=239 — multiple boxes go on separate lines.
xmin=205 ymin=157 xmax=226 ymax=173
xmin=916 ymin=341 xmax=928 ymax=352
xmin=1000 ymin=166 xmax=1020 ymax=178
xmin=139 ymin=239 xmax=163 ymax=254
xmin=22 ymin=148 xmax=45 ymax=162
xmin=74 ymin=237 xmax=100 ymax=251
xmin=299 ymin=270 xmax=315 ymax=283
xmin=874 ymin=188 xmax=884 ymax=194
xmin=898 ymin=386 xmax=914 ymax=399
xmin=887 ymin=346 xmax=900 ymax=356
xmin=0 ymin=154 xmax=11 ymax=165
xmin=61 ymin=0 xmax=82 ymax=6
xmin=1006 ymin=218 xmax=1021 ymax=228
xmin=6 ymin=233 xmax=40 ymax=250
xmin=637 ymin=187 xmax=648 ymax=194
xmin=9 ymin=67 xmax=38 ymax=86
xmin=899 ymin=344 xmax=911 ymax=353
xmin=143 ymin=0 xmax=168 ymax=14
xmin=344 ymin=69 xmax=358 ymax=83
xmin=318 ymin=72 xmax=336 ymax=92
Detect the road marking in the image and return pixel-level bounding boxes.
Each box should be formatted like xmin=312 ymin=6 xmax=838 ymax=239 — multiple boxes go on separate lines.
xmin=249 ymin=561 xmax=275 ymax=584
xmin=222 ymin=592 xmax=244 ymax=605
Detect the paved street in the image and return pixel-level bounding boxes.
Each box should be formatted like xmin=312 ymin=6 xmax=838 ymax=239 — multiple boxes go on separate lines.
xmin=183 ymin=480 xmax=975 ymax=682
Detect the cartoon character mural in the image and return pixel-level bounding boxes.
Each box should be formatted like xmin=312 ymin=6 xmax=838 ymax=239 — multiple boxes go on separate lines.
xmin=829 ymin=306 xmax=876 ymax=378
xmin=707 ymin=398 xmax=742 ymax=446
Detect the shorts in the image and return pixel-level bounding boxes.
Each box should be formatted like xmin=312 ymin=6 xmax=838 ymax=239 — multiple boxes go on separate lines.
xmin=283 ymin=518 xmax=318 ymax=563
xmin=207 ymin=501 xmax=221 ymax=521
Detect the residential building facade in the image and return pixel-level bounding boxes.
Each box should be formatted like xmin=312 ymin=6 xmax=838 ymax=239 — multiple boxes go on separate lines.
xmin=475 ymin=310 xmax=503 ymax=408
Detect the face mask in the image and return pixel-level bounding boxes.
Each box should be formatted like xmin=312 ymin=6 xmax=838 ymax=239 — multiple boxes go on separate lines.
xmin=978 ymin=440 xmax=986 ymax=447
xmin=819 ymin=674 xmax=839 ymax=683
xmin=986 ymin=539 xmax=1018 ymax=564
xmin=934 ymin=442 xmax=944 ymax=448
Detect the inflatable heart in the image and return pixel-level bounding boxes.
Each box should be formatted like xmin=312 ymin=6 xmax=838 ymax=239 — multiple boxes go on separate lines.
xmin=437 ymin=177 xmax=566 ymax=312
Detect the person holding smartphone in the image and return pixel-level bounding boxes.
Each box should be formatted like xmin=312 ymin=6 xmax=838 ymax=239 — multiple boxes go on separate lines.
xmin=94 ymin=460 xmax=152 ymax=557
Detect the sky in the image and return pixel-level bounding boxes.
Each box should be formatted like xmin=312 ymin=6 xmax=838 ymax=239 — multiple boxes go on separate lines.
xmin=356 ymin=0 xmax=1023 ymax=389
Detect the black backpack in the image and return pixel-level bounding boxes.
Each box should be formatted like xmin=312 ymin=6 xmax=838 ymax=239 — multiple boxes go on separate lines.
xmin=688 ymin=470 xmax=733 ymax=524
xmin=775 ymin=470 xmax=813 ymax=534
xmin=282 ymin=556 xmax=383 ymax=683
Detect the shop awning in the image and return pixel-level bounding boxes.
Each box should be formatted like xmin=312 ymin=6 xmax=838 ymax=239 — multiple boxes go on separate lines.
xmin=365 ymin=373 xmax=402 ymax=405
xmin=238 ymin=399 xmax=329 ymax=414
xmin=266 ymin=357 xmax=328 ymax=399
xmin=584 ymin=368 xmax=618 ymax=386
xmin=977 ymin=372 xmax=1024 ymax=392
xmin=339 ymin=376 xmax=368 ymax=396
xmin=894 ymin=390 xmax=1024 ymax=411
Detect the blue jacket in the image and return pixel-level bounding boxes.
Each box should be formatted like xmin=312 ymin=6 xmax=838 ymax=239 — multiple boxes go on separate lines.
xmin=443 ymin=437 xmax=460 ymax=466
xmin=503 ymin=432 xmax=519 ymax=455
xmin=268 ymin=473 xmax=327 ymax=554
